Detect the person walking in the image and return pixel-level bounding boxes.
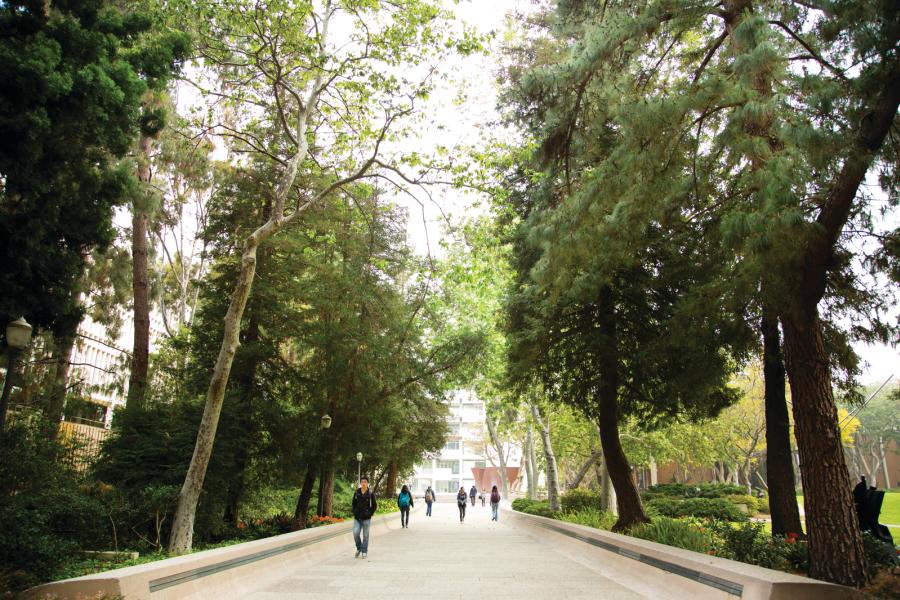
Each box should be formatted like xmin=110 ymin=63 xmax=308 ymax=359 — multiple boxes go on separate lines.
xmin=352 ymin=476 xmax=377 ymax=559
xmin=490 ymin=485 xmax=501 ymax=521
xmin=456 ymin=486 xmax=468 ymax=522
xmin=424 ymin=486 xmax=436 ymax=517
xmin=397 ymin=484 xmax=414 ymax=528
xmin=469 ymin=484 xmax=477 ymax=507
xmin=480 ymin=489 xmax=486 ymax=507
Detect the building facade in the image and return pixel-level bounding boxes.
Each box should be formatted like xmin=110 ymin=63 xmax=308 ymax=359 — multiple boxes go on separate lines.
xmin=410 ymin=389 xmax=521 ymax=497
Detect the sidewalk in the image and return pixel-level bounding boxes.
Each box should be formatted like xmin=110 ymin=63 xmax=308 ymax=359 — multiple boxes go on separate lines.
xmin=240 ymin=502 xmax=729 ymax=599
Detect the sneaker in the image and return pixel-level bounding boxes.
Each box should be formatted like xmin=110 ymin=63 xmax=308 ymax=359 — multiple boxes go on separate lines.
xmin=361 ymin=552 xmax=367 ymax=559
xmin=355 ymin=550 xmax=361 ymax=558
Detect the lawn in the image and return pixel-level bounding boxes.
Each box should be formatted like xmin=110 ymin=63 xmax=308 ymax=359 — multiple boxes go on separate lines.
xmin=793 ymin=493 xmax=899 ymax=530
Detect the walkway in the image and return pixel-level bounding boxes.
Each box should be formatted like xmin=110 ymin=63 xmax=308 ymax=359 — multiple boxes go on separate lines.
xmin=240 ymin=502 xmax=721 ymax=599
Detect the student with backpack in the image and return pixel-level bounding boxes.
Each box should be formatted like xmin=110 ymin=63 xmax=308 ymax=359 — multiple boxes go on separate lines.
xmin=397 ymin=484 xmax=414 ymax=528
xmin=424 ymin=486 xmax=435 ymax=516
xmin=490 ymin=485 xmax=501 ymax=521
xmin=469 ymin=484 xmax=477 ymax=507
xmin=456 ymin=486 xmax=468 ymax=522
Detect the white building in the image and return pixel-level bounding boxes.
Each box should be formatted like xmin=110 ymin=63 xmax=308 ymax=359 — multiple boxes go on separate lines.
xmin=66 ymin=310 xmax=166 ymax=427
xmin=410 ymin=389 xmax=522 ymax=497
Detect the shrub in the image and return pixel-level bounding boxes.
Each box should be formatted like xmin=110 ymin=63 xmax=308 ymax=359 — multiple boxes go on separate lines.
xmin=862 ymin=531 xmax=899 ymax=578
xmin=558 ymin=508 xmax=616 ymax=530
xmin=756 ymin=495 xmax=770 ymax=514
xmin=560 ymin=489 xmax=602 ymax=513
xmin=629 ymin=517 xmax=715 ymax=553
xmin=725 ymin=494 xmax=759 ymax=516
xmin=708 ymin=521 xmax=799 ymax=570
xmin=517 ymin=500 xmax=557 ymax=519
xmin=642 ymin=483 xmax=745 ymax=500
xmin=512 ymin=498 xmax=537 ymax=512
xmin=646 ymin=497 xmax=748 ymax=522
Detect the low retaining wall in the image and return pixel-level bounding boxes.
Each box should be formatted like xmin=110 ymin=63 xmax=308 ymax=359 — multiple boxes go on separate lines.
xmin=504 ymin=507 xmax=863 ymax=600
xmin=25 ymin=508 xmax=414 ymax=600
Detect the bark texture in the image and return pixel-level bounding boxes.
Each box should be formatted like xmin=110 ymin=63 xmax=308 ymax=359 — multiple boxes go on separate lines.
xmin=128 ymin=132 xmax=153 ymax=409
xmin=530 ymin=403 xmax=560 ymax=511
xmin=46 ymin=334 xmax=75 ymax=439
xmin=486 ymin=417 xmax=509 ymax=497
xmin=596 ymin=286 xmax=648 ymax=531
xmin=761 ymin=312 xmax=804 ymax=537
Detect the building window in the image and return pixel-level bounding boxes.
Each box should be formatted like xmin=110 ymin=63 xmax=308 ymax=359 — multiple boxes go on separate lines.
xmin=447 ymin=422 xmax=460 ymax=436
xmin=443 ymin=441 xmax=460 ymax=451
xmin=438 ymin=460 xmax=460 ymax=474
xmin=474 ymin=460 xmax=486 ymax=468
xmin=436 ymin=480 xmax=459 ymax=493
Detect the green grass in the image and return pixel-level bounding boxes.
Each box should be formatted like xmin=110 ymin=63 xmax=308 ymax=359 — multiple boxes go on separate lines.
xmin=789 ymin=493 xmax=900 ymax=531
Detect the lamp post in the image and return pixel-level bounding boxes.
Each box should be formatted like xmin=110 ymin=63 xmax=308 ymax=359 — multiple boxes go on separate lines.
xmin=356 ymin=452 xmax=363 ymax=486
xmin=0 ymin=317 xmax=33 ymax=428
xmin=320 ymin=413 xmax=332 ymax=430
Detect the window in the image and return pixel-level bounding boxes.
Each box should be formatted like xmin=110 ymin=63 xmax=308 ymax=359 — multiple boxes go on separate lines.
xmin=436 ymin=480 xmax=459 ymax=493
xmin=474 ymin=460 xmax=486 ymax=468
xmin=438 ymin=460 xmax=460 ymax=474
xmin=443 ymin=441 xmax=460 ymax=451
xmin=447 ymin=422 xmax=460 ymax=436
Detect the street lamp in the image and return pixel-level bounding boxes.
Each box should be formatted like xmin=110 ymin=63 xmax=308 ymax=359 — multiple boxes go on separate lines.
xmin=0 ymin=317 xmax=33 ymax=428
xmin=320 ymin=414 xmax=332 ymax=430
xmin=356 ymin=452 xmax=363 ymax=486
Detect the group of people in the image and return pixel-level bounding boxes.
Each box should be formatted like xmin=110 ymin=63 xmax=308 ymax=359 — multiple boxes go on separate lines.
xmin=350 ymin=477 xmax=503 ymax=559
xmin=456 ymin=484 xmax=501 ymax=523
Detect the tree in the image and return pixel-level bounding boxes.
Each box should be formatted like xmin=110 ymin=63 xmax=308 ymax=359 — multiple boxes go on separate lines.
xmin=166 ymin=0 xmax=475 ymax=553
xmin=1 ymin=0 xmax=149 ymax=337
xmin=497 ymin=0 xmax=897 ymax=586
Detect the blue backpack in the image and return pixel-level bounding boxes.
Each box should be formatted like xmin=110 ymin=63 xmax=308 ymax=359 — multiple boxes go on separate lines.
xmin=399 ymin=492 xmax=410 ymax=508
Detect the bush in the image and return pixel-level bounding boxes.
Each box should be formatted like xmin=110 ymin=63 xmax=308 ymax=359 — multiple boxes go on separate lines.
xmin=707 ymin=521 xmax=808 ymax=571
xmin=756 ymin=495 xmax=770 ymax=514
xmin=512 ymin=498 xmax=538 ymax=512
xmin=0 ymin=424 xmax=107 ymax=592
xmin=725 ymin=494 xmax=759 ymax=516
xmin=863 ymin=531 xmax=899 ymax=578
xmin=512 ymin=499 xmax=557 ymax=518
xmin=642 ymin=483 xmax=745 ymax=500
xmin=629 ymin=517 xmax=715 ymax=553
xmin=561 ymin=489 xmax=602 ymax=513
xmin=558 ymin=508 xmax=616 ymax=530
xmin=646 ymin=497 xmax=748 ymax=522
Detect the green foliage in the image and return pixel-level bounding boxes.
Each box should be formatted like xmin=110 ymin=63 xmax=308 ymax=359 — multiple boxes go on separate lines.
xmin=558 ymin=508 xmax=617 ymax=531
xmin=512 ymin=498 xmax=558 ymax=519
xmin=861 ymin=532 xmax=899 ymax=578
xmin=0 ymin=424 xmax=106 ymax=592
xmin=629 ymin=518 xmax=716 ymax=554
xmin=512 ymin=498 xmax=538 ymax=512
xmin=0 ymin=0 xmax=185 ymax=335
xmin=642 ymin=483 xmax=746 ymax=500
xmin=645 ymin=497 xmax=749 ymax=522
xmin=560 ymin=488 xmax=603 ymax=513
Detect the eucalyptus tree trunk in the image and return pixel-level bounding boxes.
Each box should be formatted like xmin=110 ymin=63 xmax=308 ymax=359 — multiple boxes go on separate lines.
xmin=880 ymin=438 xmax=891 ymax=489
xmin=568 ymin=448 xmax=603 ymax=490
xmin=386 ymin=462 xmax=398 ymax=499
xmin=486 ymin=416 xmax=509 ymax=497
xmin=761 ymin=312 xmax=804 ymax=537
xmin=168 ymin=7 xmax=339 ymax=554
xmin=523 ymin=427 xmax=535 ymax=499
xmin=530 ymin=403 xmax=560 ymax=511
xmin=128 ymin=132 xmax=152 ymax=409
xmin=527 ymin=423 xmax=538 ymax=499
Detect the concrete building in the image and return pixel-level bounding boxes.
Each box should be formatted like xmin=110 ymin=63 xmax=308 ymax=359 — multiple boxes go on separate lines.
xmin=410 ymin=389 xmax=521 ymax=497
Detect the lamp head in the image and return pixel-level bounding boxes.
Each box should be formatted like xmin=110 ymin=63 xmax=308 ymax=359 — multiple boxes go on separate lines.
xmin=5 ymin=318 xmax=32 ymax=350
xmin=356 ymin=452 xmax=363 ymax=462
xmin=320 ymin=414 xmax=332 ymax=430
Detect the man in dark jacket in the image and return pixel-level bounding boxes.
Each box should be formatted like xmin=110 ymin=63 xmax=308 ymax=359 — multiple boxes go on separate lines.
xmin=352 ymin=476 xmax=377 ymax=558
xmin=469 ymin=485 xmax=477 ymax=506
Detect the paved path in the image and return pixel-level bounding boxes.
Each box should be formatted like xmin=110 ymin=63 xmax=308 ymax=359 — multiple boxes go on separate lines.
xmin=240 ymin=502 xmax=723 ymax=599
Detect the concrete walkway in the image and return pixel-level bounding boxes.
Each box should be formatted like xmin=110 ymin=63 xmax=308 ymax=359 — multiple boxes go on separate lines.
xmin=239 ymin=502 xmax=726 ymax=599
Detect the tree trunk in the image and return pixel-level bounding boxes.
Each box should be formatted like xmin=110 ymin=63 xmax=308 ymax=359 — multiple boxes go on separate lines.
xmin=648 ymin=456 xmax=658 ymax=487
xmin=128 ymin=133 xmax=153 ymax=410
xmin=322 ymin=469 xmax=335 ymax=517
xmin=46 ymin=334 xmax=75 ymax=439
xmin=386 ymin=462 xmax=398 ymax=499
xmin=530 ymin=403 xmax=560 ymax=511
xmin=880 ymin=437 xmax=891 ymax=489
xmin=600 ymin=457 xmax=617 ymax=515
xmin=168 ymin=242 xmax=259 ymax=554
xmin=781 ymin=313 xmax=867 ymax=586
xmin=568 ymin=448 xmax=603 ymax=490
xmin=527 ymin=423 xmax=538 ymax=499
xmin=486 ymin=416 xmax=509 ymax=497
xmin=596 ymin=286 xmax=649 ymax=531
xmin=292 ymin=466 xmax=317 ymax=530
xmin=762 ymin=312 xmax=804 ymax=537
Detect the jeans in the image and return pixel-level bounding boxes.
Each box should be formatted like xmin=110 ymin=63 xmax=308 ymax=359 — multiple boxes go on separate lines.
xmin=470 ymin=495 xmax=476 ymax=506
xmin=491 ymin=502 xmax=499 ymax=521
xmin=426 ymin=502 xmax=433 ymax=516
xmin=458 ymin=503 xmax=466 ymax=521
xmin=353 ymin=518 xmax=371 ymax=553
xmin=400 ymin=507 xmax=410 ymax=527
